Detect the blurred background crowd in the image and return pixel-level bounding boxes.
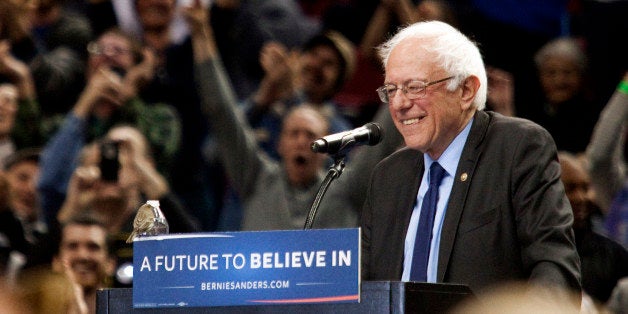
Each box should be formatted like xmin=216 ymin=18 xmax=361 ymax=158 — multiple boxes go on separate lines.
xmin=1 ymin=0 xmax=627 ymax=312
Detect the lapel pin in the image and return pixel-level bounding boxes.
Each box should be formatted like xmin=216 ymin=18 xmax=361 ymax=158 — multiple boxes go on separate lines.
xmin=460 ymin=173 xmax=468 ymax=182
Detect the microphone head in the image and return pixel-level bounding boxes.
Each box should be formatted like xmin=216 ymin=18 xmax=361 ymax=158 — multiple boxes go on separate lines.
xmin=310 ymin=122 xmax=384 ymax=155
xmin=310 ymin=139 xmax=327 ymax=153
xmin=364 ymin=122 xmax=383 ymax=146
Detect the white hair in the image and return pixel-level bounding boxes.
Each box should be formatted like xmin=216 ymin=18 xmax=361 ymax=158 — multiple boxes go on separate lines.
xmin=378 ymin=21 xmax=487 ymax=110
xmin=534 ymin=37 xmax=587 ymax=73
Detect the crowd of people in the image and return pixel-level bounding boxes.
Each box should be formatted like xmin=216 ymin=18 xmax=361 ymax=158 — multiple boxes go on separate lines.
xmin=1 ymin=0 xmax=627 ymax=313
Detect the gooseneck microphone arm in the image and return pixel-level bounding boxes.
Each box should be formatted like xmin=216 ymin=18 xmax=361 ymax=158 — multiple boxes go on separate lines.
xmin=303 ymin=155 xmax=345 ymax=230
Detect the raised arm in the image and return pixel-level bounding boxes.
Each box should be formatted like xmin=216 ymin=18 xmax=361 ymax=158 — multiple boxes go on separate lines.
xmin=360 ymin=0 xmax=418 ymax=64
xmin=183 ymin=1 xmax=271 ymax=198
xmin=586 ymin=72 xmax=628 ymax=211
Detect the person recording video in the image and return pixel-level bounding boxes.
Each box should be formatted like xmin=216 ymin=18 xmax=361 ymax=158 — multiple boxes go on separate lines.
xmin=37 ymin=28 xmax=181 ymax=227
xmin=37 ymin=125 xmax=199 ymax=288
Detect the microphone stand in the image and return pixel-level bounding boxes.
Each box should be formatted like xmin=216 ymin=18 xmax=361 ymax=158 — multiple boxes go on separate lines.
xmin=303 ymin=154 xmax=346 ymax=230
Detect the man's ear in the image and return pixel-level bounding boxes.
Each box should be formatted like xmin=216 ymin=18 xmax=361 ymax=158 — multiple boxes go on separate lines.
xmin=460 ymin=75 xmax=480 ymax=110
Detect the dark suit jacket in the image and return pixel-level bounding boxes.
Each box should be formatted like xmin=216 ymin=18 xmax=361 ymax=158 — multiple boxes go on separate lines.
xmin=361 ymin=110 xmax=581 ymax=293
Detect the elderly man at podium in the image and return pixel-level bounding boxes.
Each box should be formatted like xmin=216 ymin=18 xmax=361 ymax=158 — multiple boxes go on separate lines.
xmin=360 ymin=21 xmax=581 ymax=301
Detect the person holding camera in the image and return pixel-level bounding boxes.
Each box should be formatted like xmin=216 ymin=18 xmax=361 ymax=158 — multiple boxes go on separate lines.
xmin=33 ymin=125 xmax=199 ymax=287
xmin=56 ymin=125 xmax=199 ymax=233
xmin=37 ymin=28 xmax=181 ymax=226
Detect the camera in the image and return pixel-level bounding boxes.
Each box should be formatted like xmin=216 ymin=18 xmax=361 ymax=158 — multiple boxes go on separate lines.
xmin=99 ymin=140 xmax=120 ymax=182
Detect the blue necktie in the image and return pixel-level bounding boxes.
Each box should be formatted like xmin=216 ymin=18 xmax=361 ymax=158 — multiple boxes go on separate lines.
xmin=410 ymin=162 xmax=446 ymax=281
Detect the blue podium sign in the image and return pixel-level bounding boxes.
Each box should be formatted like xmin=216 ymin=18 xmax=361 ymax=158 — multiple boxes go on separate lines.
xmin=133 ymin=228 xmax=360 ymax=308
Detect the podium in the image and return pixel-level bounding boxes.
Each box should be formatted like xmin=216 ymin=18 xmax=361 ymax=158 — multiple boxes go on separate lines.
xmin=97 ymin=281 xmax=473 ymax=313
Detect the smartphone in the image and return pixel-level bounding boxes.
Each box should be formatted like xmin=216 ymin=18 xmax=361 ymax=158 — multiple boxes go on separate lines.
xmin=99 ymin=140 xmax=120 ymax=182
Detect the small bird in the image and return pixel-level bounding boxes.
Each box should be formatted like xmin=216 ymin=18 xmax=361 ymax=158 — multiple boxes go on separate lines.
xmin=126 ymin=202 xmax=158 ymax=243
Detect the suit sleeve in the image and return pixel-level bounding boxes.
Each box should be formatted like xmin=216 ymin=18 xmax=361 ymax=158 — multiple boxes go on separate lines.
xmin=512 ymin=122 xmax=581 ymax=292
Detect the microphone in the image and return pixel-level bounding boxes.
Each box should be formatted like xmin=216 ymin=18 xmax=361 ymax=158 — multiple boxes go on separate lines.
xmin=311 ymin=122 xmax=383 ymax=155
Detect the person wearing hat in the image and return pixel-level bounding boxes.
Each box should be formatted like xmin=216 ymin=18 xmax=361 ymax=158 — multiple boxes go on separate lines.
xmin=242 ymin=30 xmax=358 ymax=160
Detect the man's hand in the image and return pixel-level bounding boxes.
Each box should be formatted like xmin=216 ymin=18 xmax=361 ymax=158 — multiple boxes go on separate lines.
xmin=0 ymin=40 xmax=36 ymax=99
xmin=62 ymin=259 xmax=89 ymax=314
xmin=109 ymin=127 xmax=170 ymax=200
xmin=121 ymin=48 xmax=157 ymax=100
xmin=57 ymin=163 xmax=100 ymax=223
xmin=73 ymin=67 xmax=125 ymax=117
xmin=253 ymin=42 xmax=298 ymax=106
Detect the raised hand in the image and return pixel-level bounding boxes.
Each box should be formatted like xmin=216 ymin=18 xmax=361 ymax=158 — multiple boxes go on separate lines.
xmin=0 ymin=40 xmax=35 ymax=99
xmin=73 ymin=67 xmax=125 ymax=117
xmin=181 ymin=0 xmax=210 ymax=35
xmin=62 ymin=259 xmax=89 ymax=314
xmin=107 ymin=126 xmax=169 ymax=200
xmin=121 ymin=47 xmax=157 ymax=100
xmin=57 ymin=158 xmax=100 ymax=223
xmin=254 ymin=42 xmax=298 ymax=106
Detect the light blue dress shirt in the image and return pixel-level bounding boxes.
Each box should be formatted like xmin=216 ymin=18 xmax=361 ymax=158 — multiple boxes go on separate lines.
xmin=401 ymin=118 xmax=473 ymax=282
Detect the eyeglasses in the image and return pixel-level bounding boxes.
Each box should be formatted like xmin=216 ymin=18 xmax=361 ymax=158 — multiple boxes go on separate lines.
xmin=87 ymin=42 xmax=131 ymax=57
xmin=376 ymin=76 xmax=455 ymax=103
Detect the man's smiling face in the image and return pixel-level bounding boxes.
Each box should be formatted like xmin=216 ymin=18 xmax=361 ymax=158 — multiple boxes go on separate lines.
xmin=385 ymin=38 xmax=465 ymax=159
xmin=55 ymin=224 xmax=113 ymax=291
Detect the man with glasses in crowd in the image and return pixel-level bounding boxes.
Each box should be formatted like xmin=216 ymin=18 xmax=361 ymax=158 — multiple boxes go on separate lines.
xmin=37 ymin=28 xmax=181 ymax=227
xmin=361 ymin=21 xmax=581 ymax=304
